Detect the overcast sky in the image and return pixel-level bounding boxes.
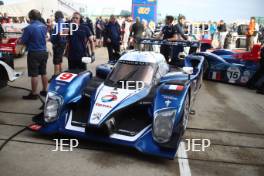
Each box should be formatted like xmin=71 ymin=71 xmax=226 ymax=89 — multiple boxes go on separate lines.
xmin=3 ymin=0 xmax=264 ymax=22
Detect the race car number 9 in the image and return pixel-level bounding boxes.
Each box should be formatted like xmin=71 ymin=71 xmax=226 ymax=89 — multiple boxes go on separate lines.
xmin=56 ymin=72 xmax=77 ymax=83
xmin=226 ymin=67 xmax=241 ymax=83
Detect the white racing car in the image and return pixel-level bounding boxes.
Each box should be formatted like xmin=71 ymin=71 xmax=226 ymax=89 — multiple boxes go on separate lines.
xmin=0 ymin=50 xmax=22 ymax=88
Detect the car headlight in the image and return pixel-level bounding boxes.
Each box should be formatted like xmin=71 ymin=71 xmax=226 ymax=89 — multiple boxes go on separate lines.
xmin=153 ymin=109 xmax=177 ymax=143
xmin=44 ymin=93 xmax=62 ymax=123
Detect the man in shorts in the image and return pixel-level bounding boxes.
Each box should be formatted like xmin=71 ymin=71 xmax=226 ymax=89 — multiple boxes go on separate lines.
xmin=19 ymin=9 xmax=48 ymax=100
xmin=50 ymin=11 xmax=67 ymax=80
xmin=95 ymin=16 xmax=104 ymax=47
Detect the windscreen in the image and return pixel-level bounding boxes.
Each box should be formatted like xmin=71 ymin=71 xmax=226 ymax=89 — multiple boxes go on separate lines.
xmin=105 ymin=61 xmax=155 ymax=88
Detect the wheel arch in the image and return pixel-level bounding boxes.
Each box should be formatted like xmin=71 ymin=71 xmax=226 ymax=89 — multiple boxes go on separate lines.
xmin=0 ymin=61 xmax=11 ymax=81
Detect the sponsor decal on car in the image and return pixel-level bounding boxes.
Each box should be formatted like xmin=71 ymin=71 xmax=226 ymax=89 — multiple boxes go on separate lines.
xmin=95 ymin=103 xmax=113 ymax=108
xmin=56 ymin=73 xmax=78 ymax=83
xmin=164 ymin=99 xmax=172 ymax=107
xmin=226 ymin=66 xmax=241 ymax=83
xmin=168 ymin=85 xmax=184 ymax=91
xmin=92 ymin=112 xmax=103 ymax=121
xmin=55 ymin=86 xmax=60 ymax=91
xmin=101 ymin=94 xmax=118 ymax=102
xmin=90 ymin=85 xmax=140 ymax=125
xmin=161 ymin=85 xmax=185 ymax=95
xmin=240 ymin=70 xmax=251 ymax=83
xmin=29 ymin=124 xmax=42 ymax=131
xmin=211 ymin=71 xmax=221 ymax=80
xmin=162 ymin=95 xmax=178 ymax=100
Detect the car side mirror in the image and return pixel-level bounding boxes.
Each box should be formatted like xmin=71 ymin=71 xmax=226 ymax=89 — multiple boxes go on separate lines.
xmin=182 ymin=67 xmax=194 ymax=75
xmin=82 ymin=57 xmax=92 ymax=64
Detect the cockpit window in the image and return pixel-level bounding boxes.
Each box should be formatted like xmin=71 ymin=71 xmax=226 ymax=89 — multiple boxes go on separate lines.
xmin=105 ymin=61 xmax=155 ymax=88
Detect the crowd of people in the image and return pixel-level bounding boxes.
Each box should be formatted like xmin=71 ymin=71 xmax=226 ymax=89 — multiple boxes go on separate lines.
xmin=207 ymin=17 xmax=262 ymax=51
xmin=0 ymin=9 xmax=263 ymax=98
xmin=16 ymin=10 xmax=96 ymax=100
xmin=0 ymin=12 xmax=27 ymax=24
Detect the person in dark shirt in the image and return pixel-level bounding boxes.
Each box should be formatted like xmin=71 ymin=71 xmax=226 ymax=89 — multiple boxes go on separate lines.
xmin=130 ymin=17 xmax=144 ymax=50
xmin=50 ymin=11 xmax=67 ymax=79
xmin=217 ymin=20 xmax=227 ymax=48
xmin=46 ymin=18 xmax=53 ymax=35
xmin=172 ymin=15 xmax=188 ymax=66
xmin=102 ymin=18 xmax=109 ymax=47
xmin=95 ymin=16 xmax=104 ymax=47
xmin=247 ymin=46 xmax=264 ymax=94
xmin=67 ymin=12 xmax=95 ymax=71
xmin=0 ymin=23 xmax=4 ymax=41
xmin=157 ymin=15 xmax=178 ymax=63
xmin=105 ymin=15 xmax=121 ymax=62
xmin=217 ymin=20 xmax=227 ymax=32
xmin=0 ymin=13 xmax=10 ymax=24
xmin=256 ymin=47 xmax=264 ymax=94
xmin=84 ymin=17 xmax=95 ymax=57
xmin=85 ymin=17 xmax=95 ymax=36
xmin=19 ymin=9 xmax=48 ymax=100
xmin=175 ymin=15 xmax=188 ymax=40
xmin=39 ymin=17 xmax=47 ymax=25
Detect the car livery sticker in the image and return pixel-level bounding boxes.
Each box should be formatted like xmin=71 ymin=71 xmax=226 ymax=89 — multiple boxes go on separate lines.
xmin=101 ymin=93 xmax=118 ymax=102
xmin=56 ymin=72 xmax=78 ymax=83
xmin=168 ymin=85 xmax=184 ymax=91
xmin=90 ymin=85 xmax=140 ymax=125
xmin=162 ymin=95 xmax=178 ymax=101
xmin=240 ymin=70 xmax=251 ymax=84
xmin=226 ymin=66 xmax=241 ymax=83
xmin=211 ymin=72 xmax=221 ymax=81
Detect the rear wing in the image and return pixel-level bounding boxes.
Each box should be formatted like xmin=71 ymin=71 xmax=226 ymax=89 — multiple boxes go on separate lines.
xmin=2 ymin=23 xmax=28 ymax=33
xmin=0 ymin=43 xmax=16 ymax=53
xmin=139 ymin=38 xmax=201 ymax=48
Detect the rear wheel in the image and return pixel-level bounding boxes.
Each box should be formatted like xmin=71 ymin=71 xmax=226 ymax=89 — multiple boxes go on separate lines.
xmin=19 ymin=46 xmax=26 ymax=57
xmin=15 ymin=46 xmax=26 ymax=58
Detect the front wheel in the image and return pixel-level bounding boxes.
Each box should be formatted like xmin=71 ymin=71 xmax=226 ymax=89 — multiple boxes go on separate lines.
xmin=0 ymin=80 xmax=7 ymax=89
xmin=202 ymin=58 xmax=210 ymax=79
xmin=181 ymin=93 xmax=190 ymax=134
xmin=0 ymin=66 xmax=8 ymax=89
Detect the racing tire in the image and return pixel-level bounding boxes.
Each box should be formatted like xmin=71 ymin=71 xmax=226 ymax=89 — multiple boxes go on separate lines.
xmin=0 ymin=66 xmax=8 ymax=89
xmin=15 ymin=46 xmax=26 ymax=58
xmin=203 ymin=58 xmax=210 ymax=78
xmin=236 ymin=38 xmax=246 ymax=48
xmin=19 ymin=46 xmax=26 ymax=57
xmin=200 ymin=43 xmax=212 ymax=52
xmin=180 ymin=93 xmax=190 ymax=136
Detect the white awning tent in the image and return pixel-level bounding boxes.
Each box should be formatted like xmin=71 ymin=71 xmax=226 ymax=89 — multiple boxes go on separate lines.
xmin=0 ymin=0 xmax=77 ymax=19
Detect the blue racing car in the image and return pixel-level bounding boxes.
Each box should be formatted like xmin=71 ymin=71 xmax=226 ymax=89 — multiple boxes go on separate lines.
xmin=30 ymin=40 xmax=204 ymax=159
xmin=196 ymin=50 xmax=259 ymax=86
